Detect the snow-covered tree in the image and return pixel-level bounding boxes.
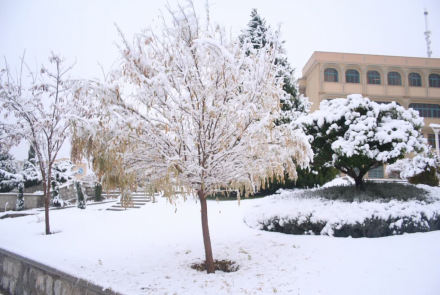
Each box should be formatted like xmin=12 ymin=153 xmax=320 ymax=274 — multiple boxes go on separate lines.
xmin=16 ymin=182 xmax=24 ymax=211
xmin=239 ymin=9 xmax=310 ymax=124
xmin=0 ymin=151 xmax=19 ymax=192
xmin=299 ymin=94 xmax=428 ymax=190
xmin=72 ymin=1 xmax=312 ymax=273
xmin=387 ymin=150 xmax=439 ymax=185
xmin=0 ymin=53 xmax=78 ymax=234
xmin=51 ymin=160 xmax=76 ymax=206
xmin=74 ymin=180 xmax=86 ymax=209
xmin=21 ymin=145 xmax=42 ymax=188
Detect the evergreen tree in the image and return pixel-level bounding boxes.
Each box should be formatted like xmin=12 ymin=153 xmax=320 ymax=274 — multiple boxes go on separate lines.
xmin=94 ymin=182 xmax=102 ymax=202
xmin=21 ymin=145 xmax=42 ymax=188
xmin=51 ymin=160 xmax=76 ymax=207
xmin=16 ymin=182 xmax=24 ymax=211
xmin=0 ymin=151 xmax=19 ymax=192
xmin=75 ymin=180 xmax=86 ymax=209
xmin=239 ymin=9 xmax=310 ymax=125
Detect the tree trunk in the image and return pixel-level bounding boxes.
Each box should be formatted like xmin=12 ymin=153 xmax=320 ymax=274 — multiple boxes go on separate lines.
xmin=198 ymin=190 xmax=215 ymax=274
xmin=354 ymin=176 xmax=365 ymax=191
xmin=43 ymin=179 xmax=51 ymax=235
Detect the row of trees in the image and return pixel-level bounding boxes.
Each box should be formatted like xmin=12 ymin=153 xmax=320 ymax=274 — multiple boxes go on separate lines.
xmin=0 ymin=1 xmax=434 ymax=274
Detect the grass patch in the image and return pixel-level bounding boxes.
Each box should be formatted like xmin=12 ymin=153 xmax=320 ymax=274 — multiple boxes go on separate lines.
xmin=301 ymin=182 xmax=431 ymax=203
xmin=191 ymin=260 xmax=239 ymax=272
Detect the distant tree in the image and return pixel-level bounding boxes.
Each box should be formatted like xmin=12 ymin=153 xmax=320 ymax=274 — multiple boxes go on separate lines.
xmin=72 ymin=1 xmax=312 ymax=274
xmin=300 ymin=95 xmax=428 ymax=191
xmin=240 ymin=8 xmax=311 ymax=124
xmin=16 ymin=182 xmax=24 ymax=211
xmin=0 ymin=151 xmax=18 ymax=192
xmin=51 ymin=160 xmax=76 ymax=207
xmin=75 ymin=180 xmax=86 ymax=209
xmin=0 ymin=53 xmax=78 ymax=234
xmin=21 ymin=145 xmax=42 ymax=188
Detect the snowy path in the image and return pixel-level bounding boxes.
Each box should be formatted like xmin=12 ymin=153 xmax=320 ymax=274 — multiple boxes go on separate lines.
xmin=0 ymin=196 xmax=439 ymax=295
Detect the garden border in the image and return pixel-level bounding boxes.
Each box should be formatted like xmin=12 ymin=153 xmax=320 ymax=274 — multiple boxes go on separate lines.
xmin=0 ymin=247 xmax=121 ymax=295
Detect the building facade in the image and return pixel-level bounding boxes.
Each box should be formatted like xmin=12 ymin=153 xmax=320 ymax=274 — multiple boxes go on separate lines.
xmin=298 ymin=51 xmax=440 ymax=178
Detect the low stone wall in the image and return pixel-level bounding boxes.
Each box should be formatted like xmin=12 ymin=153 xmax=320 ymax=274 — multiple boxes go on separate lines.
xmin=0 ymin=247 xmax=121 ymax=295
xmin=0 ymin=194 xmax=44 ymax=212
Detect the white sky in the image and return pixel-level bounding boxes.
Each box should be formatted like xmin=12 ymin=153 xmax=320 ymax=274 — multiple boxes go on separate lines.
xmin=1 ymin=0 xmax=440 ymax=160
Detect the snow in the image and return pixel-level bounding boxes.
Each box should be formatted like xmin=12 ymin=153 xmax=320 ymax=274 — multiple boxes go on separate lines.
xmin=1 ymin=193 xmax=440 ymax=294
xmin=243 ymin=187 xmax=440 ymax=236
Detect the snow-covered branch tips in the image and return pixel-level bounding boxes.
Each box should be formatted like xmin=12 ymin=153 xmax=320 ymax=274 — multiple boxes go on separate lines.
xmin=73 ymin=1 xmax=312 ymax=199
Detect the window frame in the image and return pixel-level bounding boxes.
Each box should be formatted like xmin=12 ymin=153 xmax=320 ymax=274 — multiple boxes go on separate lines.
xmin=429 ymin=73 xmax=440 ymax=88
xmin=324 ymin=68 xmax=339 ymax=83
xmin=409 ymin=103 xmax=440 ymax=118
xmin=367 ymin=70 xmax=381 ymax=85
xmin=408 ymin=73 xmax=422 ymax=87
xmin=387 ymin=71 xmax=402 ymax=86
xmin=369 ymin=166 xmax=384 ymax=179
xmin=345 ymin=69 xmax=360 ymax=84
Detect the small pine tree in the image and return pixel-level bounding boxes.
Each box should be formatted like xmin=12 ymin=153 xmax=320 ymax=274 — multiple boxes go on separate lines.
xmin=21 ymin=146 xmax=42 ymax=188
xmin=75 ymin=181 xmax=86 ymax=209
xmin=16 ymin=182 xmax=24 ymax=211
xmin=94 ymin=182 xmax=102 ymax=202
xmin=0 ymin=151 xmax=19 ymax=192
xmin=51 ymin=179 xmax=62 ymax=207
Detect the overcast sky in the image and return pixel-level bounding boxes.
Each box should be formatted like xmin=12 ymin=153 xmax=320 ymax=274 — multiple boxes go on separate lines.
xmin=1 ymin=0 xmax=440 ymax=160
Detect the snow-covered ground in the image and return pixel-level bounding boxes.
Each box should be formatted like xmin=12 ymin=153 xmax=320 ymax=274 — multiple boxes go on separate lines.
xmin=1 ymin=193 xmax=440 ymax=295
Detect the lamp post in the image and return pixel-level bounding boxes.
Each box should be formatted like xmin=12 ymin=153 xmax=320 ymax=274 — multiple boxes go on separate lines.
xmin=429 ymin=124 xmax=440 ymax=156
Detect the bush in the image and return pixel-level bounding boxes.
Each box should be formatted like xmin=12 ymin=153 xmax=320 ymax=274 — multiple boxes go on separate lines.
xmin=261 ymin=213 xmax=440 ymax=238
xmin=409 ymin=167 xmax=439 ymax=187
xmin=301 ymin=182 xmax=431 ymax=203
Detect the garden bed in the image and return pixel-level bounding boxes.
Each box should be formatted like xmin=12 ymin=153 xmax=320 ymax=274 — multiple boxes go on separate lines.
xmin=243 ymin=183 xmax=440 ymax=238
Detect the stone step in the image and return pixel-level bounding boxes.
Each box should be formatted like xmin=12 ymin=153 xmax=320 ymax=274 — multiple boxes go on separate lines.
xmin=110 ymin=205 xmax=142 ymax=209
xmin=106 ymin=208 xmax=128 ymax=211
xmin=115 ymin=202 xmax=149 ymax=206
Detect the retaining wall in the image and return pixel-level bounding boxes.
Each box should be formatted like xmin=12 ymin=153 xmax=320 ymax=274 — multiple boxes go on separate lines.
xmin=0 ymin=247 xmax=121 ymax=295
xmin=0 ymin=194 xmax=44 ymax=212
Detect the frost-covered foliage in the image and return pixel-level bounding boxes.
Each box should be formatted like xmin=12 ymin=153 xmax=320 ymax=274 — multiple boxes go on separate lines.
xmin=73 ymin=2 xmax=312 ymax=199
xmin=0 ymin=53 xmax=80 ymax=234
xmin=244 ymin=188 xmax=440 ymax=238
xmin=16 ymin=182 xmax=24 ymax=211
xmin=239 ymin=9 xmax=310 ymax=124
xmin=72 ymin=1 xmax=312 ymax=273
xmin=0 ymin=151 xmax=19 ymax=192
xmin=387 ymin=151 xmax=438 ymax=179
xmin=299 ymin=94 xmax=428 ymax=190
xmin=75 ymin=180 xmax=86 ymax=209
xmin=51 ymin=160 xmax=77 ymax=207
xmin=21 ymin=145 xmax=42 ymax=188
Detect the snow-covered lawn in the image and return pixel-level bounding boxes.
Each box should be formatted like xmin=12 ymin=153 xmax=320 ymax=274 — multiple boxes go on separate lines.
xmin=1 ymin=193 xmax=440 ymax=295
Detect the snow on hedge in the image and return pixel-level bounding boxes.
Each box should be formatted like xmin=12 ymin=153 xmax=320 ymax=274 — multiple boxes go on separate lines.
xmin=243 ymin=186 xmax=440 ymax=236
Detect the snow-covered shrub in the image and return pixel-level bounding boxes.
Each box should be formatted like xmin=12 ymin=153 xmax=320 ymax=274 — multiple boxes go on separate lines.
xmin=94 ymin=182 xmax=102 ymax=202
xmin=51 ymin=160 xmax=77 ymax=207
xmin=387 ymin=151 xmax=439 ymax=186
xmin=16 ymin=182 xmax=24 ymax=211
xmin=301 ymin=182 xmax=430 ymax=203
xmin=299 ymin=95 xmax=428 ymax=191
xmin=0 ymin=151 xmax=19 ymax=192
xmin=75 ymin=181 xmax=86 ymax=209
xmin=244 ymin=188 xmax=440 ymax=238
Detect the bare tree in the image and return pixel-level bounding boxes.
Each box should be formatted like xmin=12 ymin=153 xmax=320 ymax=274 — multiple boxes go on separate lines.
xmin=0 ymin=52 xmax=77 ymax=234
xmin=73 ymin=1 xmax=312 ymax=273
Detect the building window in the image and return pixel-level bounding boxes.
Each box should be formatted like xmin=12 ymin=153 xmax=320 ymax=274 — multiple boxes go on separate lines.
xmin=324 ymin=68 xmax=339 ymax=82
xmin=428 ymin=134 xmax=436 ymax=147
xmin=408 ymin=73 xmax=422 ymax=87
xmin=409 ymin=103 xmax=440 ymax=118
xmin=369 ymin=166 xmax=384 ymax=178
xmin=387 ymin=72 xmax=402 ymax=86
xmin=429 ymin=74 xmax=440 ymax=88
xmin=346 ymin=69 xmax=360 ymax=83
xmin=367 ymin=70 xmax=381 ymax=84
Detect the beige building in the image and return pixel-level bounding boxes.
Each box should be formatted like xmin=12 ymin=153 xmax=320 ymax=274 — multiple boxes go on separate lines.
xmin=298 ymin=51 xmax=440 ymax=178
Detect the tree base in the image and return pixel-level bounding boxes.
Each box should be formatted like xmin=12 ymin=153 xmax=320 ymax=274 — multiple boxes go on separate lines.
xmin=191 ymin=260 xmax=239 ymax=273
